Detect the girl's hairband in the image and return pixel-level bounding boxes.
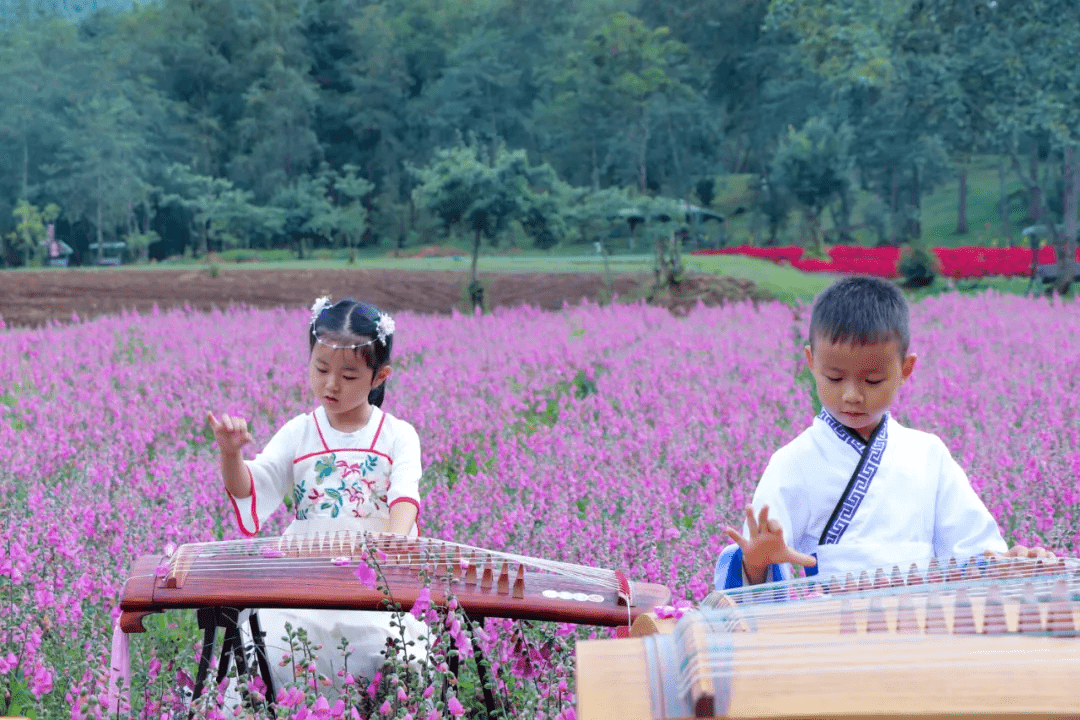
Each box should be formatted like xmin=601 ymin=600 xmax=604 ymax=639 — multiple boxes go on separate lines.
xmin=309 ymin=295 xmax=395 ymax=347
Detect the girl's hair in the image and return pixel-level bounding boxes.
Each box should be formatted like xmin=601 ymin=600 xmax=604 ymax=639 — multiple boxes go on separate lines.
xmin=309 ymin=298 xmax=393 ymax=407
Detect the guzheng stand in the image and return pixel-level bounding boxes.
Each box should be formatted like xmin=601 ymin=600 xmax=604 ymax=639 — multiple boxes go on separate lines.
xmin=190 ymin=605 xmax=499 ymax=718
xmin=191 ymin=607 xmax=277 ymax=717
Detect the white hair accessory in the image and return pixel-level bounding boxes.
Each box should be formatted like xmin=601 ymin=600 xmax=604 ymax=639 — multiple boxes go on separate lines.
xmin=375 ymin=312 xmax=395 ymax=345
xmin=309 ymin=295 xmax=332 ymax=324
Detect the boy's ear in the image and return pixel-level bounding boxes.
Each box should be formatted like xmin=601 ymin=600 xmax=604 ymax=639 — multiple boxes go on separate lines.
xmin=901 ymin=353 xmax=917 ymax=381
xmin=804 ymin=345 xmax=814 ymax=370
xmin=373 ymin=364 xmax=392 ymax=387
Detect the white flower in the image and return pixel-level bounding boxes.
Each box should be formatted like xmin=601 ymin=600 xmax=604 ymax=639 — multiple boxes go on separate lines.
xmin=309 ymin=295 xmax=332 ymax=324
xmin=375 ymin=312 xmax=395 ymax=345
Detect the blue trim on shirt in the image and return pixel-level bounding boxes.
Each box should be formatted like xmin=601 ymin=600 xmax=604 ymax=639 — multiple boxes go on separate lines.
xmin=713 ymin=545 xmax=785 ymax=590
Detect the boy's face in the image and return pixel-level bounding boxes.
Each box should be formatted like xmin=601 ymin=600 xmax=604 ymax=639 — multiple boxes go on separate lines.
xmin=805 ymin=335 xmax=916 ymax=440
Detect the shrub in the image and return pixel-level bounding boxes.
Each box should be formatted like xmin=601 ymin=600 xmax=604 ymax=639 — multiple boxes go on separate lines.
xmin=898 ymin=244 xmax=939 ymax=287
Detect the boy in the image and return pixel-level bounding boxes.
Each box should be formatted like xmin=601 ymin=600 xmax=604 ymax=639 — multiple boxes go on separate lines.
xmin=715 ymin=276 xmax=1048 ymax=589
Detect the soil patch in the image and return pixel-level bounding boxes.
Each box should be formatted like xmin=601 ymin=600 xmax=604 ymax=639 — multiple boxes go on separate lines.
xmin=0 ymin=266 xmax=769 ymax=328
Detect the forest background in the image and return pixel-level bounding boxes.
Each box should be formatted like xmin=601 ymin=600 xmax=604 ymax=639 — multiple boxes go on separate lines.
xmin=1 ymin=0 xmax=1079 ymax=290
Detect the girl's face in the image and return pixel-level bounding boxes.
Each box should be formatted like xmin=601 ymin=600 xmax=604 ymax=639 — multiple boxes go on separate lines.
xmin=308 ymin=341 xmax=391 ymax=432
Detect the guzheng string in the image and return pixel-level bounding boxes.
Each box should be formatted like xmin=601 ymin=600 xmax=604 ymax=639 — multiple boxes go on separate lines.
xmin=698 ymin=554 xmax=1080 ymax=636
xmin=667 ymin=623 xmax=1080 ymax=717
xmin=143 ymin=532 xmax=627 ymax=595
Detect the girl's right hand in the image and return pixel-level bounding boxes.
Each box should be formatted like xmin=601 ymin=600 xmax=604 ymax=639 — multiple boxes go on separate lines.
xmin=206 ymin=411 xmax=254 ymax=454
xmin=725 ymin=504 xmax=817 ymax=584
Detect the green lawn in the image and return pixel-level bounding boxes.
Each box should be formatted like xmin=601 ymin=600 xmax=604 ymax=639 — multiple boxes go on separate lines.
xmin=710 ymin=156 xmax=1032 ymax=250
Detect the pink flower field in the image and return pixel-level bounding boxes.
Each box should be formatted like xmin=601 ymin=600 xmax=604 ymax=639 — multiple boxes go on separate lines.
xmin=1 ymin=293 xmax=1078 ymax=718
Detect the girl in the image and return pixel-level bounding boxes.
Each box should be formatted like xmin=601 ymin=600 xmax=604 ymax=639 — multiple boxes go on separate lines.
xmin=207 ymin=296 xmax=426 ymax=691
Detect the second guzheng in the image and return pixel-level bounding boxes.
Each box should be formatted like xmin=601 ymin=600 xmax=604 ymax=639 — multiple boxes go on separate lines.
xmin=578 ymin=555 xmax=1080 ymax=719
xmin=119 ymin=531 xmax=671 ymax=633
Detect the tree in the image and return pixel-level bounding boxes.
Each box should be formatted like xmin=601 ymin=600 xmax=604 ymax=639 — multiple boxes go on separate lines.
xmin=412 ymin=140 xmax=565 ymax=307
xmin=46 ymin=91 xmax=153 ymax=264
xmin=955 ymin=0 xmax=1080 ymax=292
xmin=228 ymin=0 xmax=322 ymax=202
xmin=770 ymin=117 xmax=852 ymax=254
xmin=549 ymin=11 xmax=692 ymax=193
xmin=3 ymin=199 xmax=59 ymax=266
xmin=163 ymin=164 xmax=281 ymax=256
xmin=274 ymin=164 xmax=374 ymax=260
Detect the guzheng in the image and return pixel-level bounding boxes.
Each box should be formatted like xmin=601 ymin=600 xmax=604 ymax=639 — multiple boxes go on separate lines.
xmin=119 ymin=531 xmax=671 ymax=633
xmin=577 ymin=555 xmax=1080 ymax=719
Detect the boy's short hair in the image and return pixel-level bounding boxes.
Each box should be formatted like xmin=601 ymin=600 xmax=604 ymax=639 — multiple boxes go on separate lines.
xmin=808 ymin=276 xmax=910 ymax=354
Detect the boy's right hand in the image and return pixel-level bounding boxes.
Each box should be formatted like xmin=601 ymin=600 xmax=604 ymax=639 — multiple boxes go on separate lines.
xmin=725 ymin=504 xmax=817 ymax=584
xmin=206 ymin=411 xmax=254 ymax=454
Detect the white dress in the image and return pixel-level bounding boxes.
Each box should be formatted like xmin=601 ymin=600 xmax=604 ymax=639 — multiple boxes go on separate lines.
xmin=714 ymin=410 xmax=1008 ymax=589
xmin=228 ymin=405 xmax=427 ymax=688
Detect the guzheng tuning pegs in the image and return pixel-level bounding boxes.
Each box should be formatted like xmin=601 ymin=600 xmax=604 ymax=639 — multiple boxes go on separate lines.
xmin=925 ymin=590 xmax=948 ymax=634
xmin=1016 ymin=583 xmax=1043 ymax=634
xmin=982 ymin=584 xmax=1008 ymax=635
xmin=945 ymin=556 xmax=962 ymax=583
xmin=858 ymin=570 xmax=873 ymax=592
xmin=926 ymin=556 xmax=943 ymax=584
xmin=865 ymin=596 xmax=889 ymax=633
xmin=906 ymin=562 xmax=923 ymax=586
xmin=512 ymin=565 xmax=525 ymax=599
xmin=896 ymin=593 xmax=919 ymax=634
xmin=952 ymin=588 xmax=976 ymax=634
xmin=961 ymin=556 xmax=983 ymax=582
xmin=1046 ymin=578 xmax=1075 ymax=636
xmin=497 ymin=562 xmax=510 ymax=595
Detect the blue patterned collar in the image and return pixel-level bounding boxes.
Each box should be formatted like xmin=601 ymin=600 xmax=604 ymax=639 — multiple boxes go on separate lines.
xmin=817 ymin=408 xmax=889 ymax=452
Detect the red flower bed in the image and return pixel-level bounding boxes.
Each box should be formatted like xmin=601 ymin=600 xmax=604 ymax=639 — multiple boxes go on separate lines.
xmin=692 ymin=244 xmax=1078 ymax=280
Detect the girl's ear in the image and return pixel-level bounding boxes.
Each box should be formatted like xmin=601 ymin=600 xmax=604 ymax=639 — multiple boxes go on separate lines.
xmin=373 ymin=364 xmax=392 ymax=387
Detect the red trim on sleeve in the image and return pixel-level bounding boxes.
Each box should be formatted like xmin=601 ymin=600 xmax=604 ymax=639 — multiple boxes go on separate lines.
xmin=369 ymin=412 xmax=387 ymax=450
xmin=228 ymin=466 xmax=260 ymax=537
xmin=389 ymin=496 xmax=421 ymax=516
xmin=313 ymin=411 xmax=330 ymax=452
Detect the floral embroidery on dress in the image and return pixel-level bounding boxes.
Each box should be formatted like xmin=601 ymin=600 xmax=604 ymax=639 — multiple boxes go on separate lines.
xmin=293 ymin=450 xmax=390 ymax=520
xmin=336 ymin=455 xmax=377 ymax=479
xmin=314 ymin=454 xmax=337 ymax=482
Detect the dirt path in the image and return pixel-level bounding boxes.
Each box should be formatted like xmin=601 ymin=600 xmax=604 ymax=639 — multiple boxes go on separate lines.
xmin=0 ymin=266 xmax=650 ymax=327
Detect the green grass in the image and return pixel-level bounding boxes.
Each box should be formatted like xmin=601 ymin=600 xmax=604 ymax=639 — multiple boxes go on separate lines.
xmin=684 ymin=254 xmax=837 ymax=304
xmin=708 ymin=155 xmax=1032 ymax=250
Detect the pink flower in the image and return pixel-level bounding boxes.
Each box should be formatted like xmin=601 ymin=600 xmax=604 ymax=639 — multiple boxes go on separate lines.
xmin=354 ymin=560 xmax=377 ymax=588
xmin=0 ymin=652 xmax=17 ymax=674
xmin=367 ymin=670 xmax=382 ymax=698
xmin=654 ymin=599 xmax=692 ymax=620
xmin=410 ymin=586 xmax=432 ymax=619
xmin=447 ymin=695 xmax=465 ymax=717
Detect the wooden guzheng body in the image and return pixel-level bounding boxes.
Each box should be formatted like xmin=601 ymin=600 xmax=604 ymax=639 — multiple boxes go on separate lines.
xmin=577 ymin=555 xmax=1080 ymax=719
xmin=119 ymin=531 xmax=671 ymax=633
